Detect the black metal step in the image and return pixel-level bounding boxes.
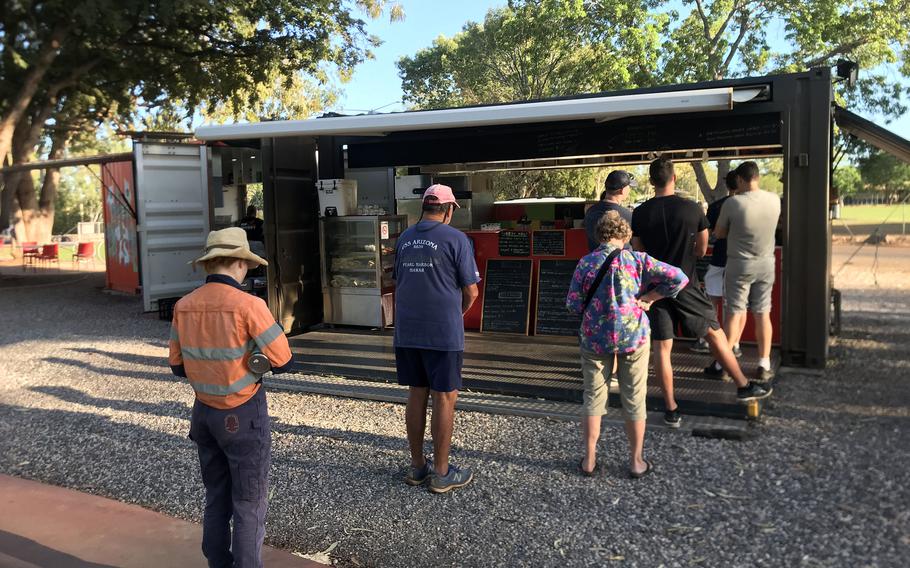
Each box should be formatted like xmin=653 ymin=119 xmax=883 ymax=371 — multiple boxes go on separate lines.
xmin=288 ymin=330 xmax=777 ymax=420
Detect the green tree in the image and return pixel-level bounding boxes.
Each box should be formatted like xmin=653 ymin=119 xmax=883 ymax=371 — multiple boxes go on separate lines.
xmin=833 ymin=165 xmax=864 ymax=196
xmin=1 ymin=0 xmax=403 ymax=243
xmin=399 ymin=0 xmax=665 ymax=107
xmin=201 ymin=72 xmax=341 ymax=124
xmin=398 ymin=0 xmax=665 ymax=200
xmin=858 ymin=150 xmax=910 ymax=192
xmin=398 ymin=0 xmax=910 ymax=203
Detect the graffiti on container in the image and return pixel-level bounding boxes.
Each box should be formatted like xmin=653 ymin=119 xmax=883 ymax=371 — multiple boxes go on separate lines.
xmin=105 ymin=180 xmax=137 ymax=270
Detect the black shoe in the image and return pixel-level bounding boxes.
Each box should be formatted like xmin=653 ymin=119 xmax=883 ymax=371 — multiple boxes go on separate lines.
xmin=663 ymin=407 xmax=682 ymax=429
xmin=737 ymin=381 xmax=773 ymax=402
xmin=690 ymin=338 xmax=711 ymax=354
xmin=704 ymin=362 xmax=731 ymax=381
xmin=755 ymin=367 xmax=774 ymax=383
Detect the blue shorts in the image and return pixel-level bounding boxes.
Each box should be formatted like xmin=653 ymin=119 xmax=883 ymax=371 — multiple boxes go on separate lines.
xmin=395 ymin=347 xmax=463 ymax=392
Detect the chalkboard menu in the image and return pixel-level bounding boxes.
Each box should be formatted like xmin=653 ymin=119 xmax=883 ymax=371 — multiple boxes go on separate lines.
xmin=532 ymin=230 xmax=565 ymax=256
xmin=498 ymin=230 xmax=531 ymax=257
xmin=480 ymin=259 xmax=533 ymax=335
xmin=535 ymin=260 xmax=582 ymax=336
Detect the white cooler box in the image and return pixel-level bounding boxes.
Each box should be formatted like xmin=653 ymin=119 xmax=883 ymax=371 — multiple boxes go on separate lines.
xmin=317 ymin=179 xmax=358 ymax=217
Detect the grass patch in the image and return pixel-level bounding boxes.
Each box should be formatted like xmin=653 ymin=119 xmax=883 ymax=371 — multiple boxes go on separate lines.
xmin=839 ymin=204 xmax=910 ymax=224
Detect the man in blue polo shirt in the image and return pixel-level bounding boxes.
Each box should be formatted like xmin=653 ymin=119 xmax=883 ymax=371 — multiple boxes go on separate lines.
xmin=394 ymin=184 xmax=480 ymax=494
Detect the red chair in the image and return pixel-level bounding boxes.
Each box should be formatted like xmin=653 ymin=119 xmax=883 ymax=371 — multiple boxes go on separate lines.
xmin=21 ymin=242 xmax=39 ymax=272
xmin=73 ymin=241 xmax=95 ymax=270
xmin=38 ymin=243 xmax=60 ymax=270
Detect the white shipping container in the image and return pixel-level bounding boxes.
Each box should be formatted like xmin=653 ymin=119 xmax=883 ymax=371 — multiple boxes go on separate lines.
xmin=317 ymin=179 xmax=358 ymax=217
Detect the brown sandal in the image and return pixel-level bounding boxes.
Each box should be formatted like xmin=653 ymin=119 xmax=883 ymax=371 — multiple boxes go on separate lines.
xmin=578 ymin=458 xmax=598 ymax=477
xmin=629 ymin=459 xmax=654 ymax=479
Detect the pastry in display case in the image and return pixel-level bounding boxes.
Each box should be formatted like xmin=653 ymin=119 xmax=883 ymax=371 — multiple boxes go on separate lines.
xmin=320 ymin=215 xmax=406 ymax=327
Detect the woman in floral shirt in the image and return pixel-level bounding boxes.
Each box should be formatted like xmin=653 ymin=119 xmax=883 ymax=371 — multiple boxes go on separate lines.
xmin=566 ymin=211 xmax=688 ymax=478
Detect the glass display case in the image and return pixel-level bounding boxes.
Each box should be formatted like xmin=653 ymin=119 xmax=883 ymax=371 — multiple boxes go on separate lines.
xmin=320 ymin=215 xmax=406 ymax=327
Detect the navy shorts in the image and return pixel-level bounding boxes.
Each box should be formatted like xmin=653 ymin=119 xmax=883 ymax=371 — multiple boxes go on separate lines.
xmin=395 ymin=347 xmax=464 ymax=392
xmin=647 ymin=282 xmax=721 ymax=341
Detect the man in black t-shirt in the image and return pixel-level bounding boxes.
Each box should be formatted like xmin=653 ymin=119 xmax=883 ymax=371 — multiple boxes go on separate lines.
xmin=631 ymin=157 xmax=771 ymax=427
xmin=237 ymin=205 xmax=264 ymax=243
xmin=583 ymin=170 xmax=634 ymax=251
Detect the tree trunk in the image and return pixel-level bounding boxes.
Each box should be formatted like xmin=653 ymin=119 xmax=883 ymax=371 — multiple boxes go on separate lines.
xmin=18 ymin=133 xmax=67 ymax=245
xmin=0 ymin=153 xmax=19 ymax=233
xmin=693 ymin=160 xmax=732 ymax=203
xmin=1 ymin=95 xmax=66 ymax=240
xmin=0 ymin=23 xmax=68 ymax=167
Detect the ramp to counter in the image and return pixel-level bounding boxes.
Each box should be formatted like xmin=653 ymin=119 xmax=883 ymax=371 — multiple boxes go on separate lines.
xmin=287 ymin=330 xmax=778 ymax=419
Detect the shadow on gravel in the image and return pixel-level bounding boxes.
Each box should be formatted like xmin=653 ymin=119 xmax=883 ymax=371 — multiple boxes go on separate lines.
xmin=26 ymin=385 xmax=566 ymax=472
xmin=0 ymin=402 xmax=196 ymax=489
xmin=41 ymin=357 xmax=180 ymax=384
xmin=29 ymin=386 xmax=190 ymax=417
xmin=67 ymin=347 xmax=168 ymax=368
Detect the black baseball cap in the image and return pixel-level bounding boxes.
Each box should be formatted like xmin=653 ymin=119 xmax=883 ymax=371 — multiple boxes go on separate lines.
xmin=605 ymin=170 xmax=635 ymax=192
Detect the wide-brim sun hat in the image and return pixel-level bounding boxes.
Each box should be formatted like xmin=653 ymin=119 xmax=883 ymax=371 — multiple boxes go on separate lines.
xmin=189 ymin=227 xmax=268 ymax=267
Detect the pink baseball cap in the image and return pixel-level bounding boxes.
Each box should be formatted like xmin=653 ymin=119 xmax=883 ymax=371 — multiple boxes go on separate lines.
xmin=423 ymin=184 xmax=461 ymax=207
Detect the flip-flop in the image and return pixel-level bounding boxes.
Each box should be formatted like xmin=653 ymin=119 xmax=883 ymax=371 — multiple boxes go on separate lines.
xmin=578 ymin=458 xmax=598 ymax=477
xmin=629 ymin=459 xmax=654 ymax=479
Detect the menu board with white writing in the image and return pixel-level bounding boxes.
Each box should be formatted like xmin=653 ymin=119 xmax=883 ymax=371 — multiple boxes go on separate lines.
xmin=535 ymin=260 xmax=582 ymax=336
xmin=480 ymin=259 xmax=533 ymax=335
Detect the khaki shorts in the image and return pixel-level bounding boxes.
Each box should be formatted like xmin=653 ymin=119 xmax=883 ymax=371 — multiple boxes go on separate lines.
xmin=724 ymin=259 xmax=775 ymax=314
xmin=580 ymin=341 xmax=650 ymax=421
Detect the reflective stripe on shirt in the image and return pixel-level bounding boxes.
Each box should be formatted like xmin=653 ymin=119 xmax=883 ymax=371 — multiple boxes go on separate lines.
xmin=190 ymin=372 xmax=260 ymax=396
xmin=180 ymin=341 xmax=254 ymax=361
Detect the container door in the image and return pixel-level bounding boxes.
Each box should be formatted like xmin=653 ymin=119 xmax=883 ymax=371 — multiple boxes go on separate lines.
xmin=134 ymin=142 xmax=210 ymax=312
xmin=262 ymin=137 xmax=322 ymax=334
xmin=101 ymin=160 xmax=140 ymax=294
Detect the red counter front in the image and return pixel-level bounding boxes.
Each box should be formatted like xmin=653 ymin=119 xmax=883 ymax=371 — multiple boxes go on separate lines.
xmin=463 ymin=229 xmax=588 ymax=331
xmin=463 ymin=230 xmax=782 ymax=346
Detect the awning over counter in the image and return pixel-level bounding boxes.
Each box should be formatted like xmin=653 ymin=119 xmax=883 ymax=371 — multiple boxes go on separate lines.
xmin=196 ymin=87 xmax=766 ymax=141
xmin=834 ymin=106 xmax=910 ymax=164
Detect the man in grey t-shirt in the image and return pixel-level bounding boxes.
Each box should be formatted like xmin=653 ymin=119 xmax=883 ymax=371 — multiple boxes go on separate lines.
xmin=713 ymin=161 xmax=781 ymax=381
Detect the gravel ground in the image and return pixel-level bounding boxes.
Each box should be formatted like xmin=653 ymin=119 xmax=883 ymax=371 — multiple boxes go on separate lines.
xmin=1 ymin=246 xmax=908 ymax=568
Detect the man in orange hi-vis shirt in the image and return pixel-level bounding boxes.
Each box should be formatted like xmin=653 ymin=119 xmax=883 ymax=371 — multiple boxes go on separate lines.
xmin=169 ymin=227 xmax=292 ymax=568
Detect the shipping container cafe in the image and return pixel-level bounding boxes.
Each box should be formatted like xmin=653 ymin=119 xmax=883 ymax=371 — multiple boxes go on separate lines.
xmin=9 ymin=67 xmax=908 ymax=419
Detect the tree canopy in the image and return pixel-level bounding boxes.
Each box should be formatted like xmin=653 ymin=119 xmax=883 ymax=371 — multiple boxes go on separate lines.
xmin=0 ymin=0 xmax=403 ymax=241
xmin=858 ymin=150 xmax=910 ymax=191
xmin=398 ymin=0 xmax=910 ymax=202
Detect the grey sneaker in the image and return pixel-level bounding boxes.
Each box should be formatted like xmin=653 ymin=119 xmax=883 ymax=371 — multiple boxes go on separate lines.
xmin=690 ymin=338 xmax=711 ymax=353
xmin=404 ymin=458 xmax=433 ymax=486
xmin=663 ymin=407 xmax=682 ymax=429
xmin=429 ymin=464 xmax=473 ymax=494
xmin=756 ymin=367 xmax=774 ymax=383
xmin=732 ymin=345 xmax=743 ymax=358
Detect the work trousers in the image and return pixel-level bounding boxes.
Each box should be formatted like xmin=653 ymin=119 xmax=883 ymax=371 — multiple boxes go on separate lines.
xmin=189 ymin=385 xmax=271 ymax=568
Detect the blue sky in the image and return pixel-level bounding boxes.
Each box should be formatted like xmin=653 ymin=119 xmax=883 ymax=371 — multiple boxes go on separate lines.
xmin=337 ymin=0 xmax=495 ymax=114
xmin=338 ymin=0 xmax=910 ymax=141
